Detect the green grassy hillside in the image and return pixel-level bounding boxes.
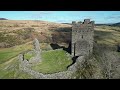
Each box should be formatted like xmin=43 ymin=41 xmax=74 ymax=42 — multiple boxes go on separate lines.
xmin=0 ymin=43 xmax=72 ymax=78
xmin=0 ymin=42 xmax=33 ymax=64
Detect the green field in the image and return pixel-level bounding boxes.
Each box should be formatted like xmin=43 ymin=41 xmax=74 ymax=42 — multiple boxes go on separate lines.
xmin=0 ymin=42 xmax=33 ymax=64
xmin=0 ymin=56 xmax=34 ymax=79
xmin=0 ymin=43 xmax=72 ymax=78
xmin=32 ymin=49 xmax=72 ymax=74
xmin=0 ymin=42 xmax=34 ymax=79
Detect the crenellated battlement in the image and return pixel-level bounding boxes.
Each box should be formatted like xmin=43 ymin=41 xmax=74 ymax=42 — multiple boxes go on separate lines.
xmin=72 ymin=19 xmax=95 ymax=28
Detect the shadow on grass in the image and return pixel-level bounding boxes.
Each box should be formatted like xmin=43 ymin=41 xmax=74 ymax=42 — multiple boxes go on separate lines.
xmin=94 ymin=30 xmax=113 ymax=41
xmin=50 ymin=42 xmax=71 ymax=54
xmin=67 ymin=56 xmax=79 ymax=68
xmin=54 ymin=27 xmax=72 ymax=32
xmin=94 ymin=30 xmax=112 ymax=36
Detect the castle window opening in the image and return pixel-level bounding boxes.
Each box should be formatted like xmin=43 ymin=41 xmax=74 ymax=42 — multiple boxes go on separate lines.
xmin=82 ymin=35 xmax=83 ymax=38
xmin=74 ymin=43 xmax=76 ymax=56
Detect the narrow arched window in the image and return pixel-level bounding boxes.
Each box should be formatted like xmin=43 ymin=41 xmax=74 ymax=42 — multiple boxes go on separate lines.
xmin=82 ymin=35 xmax=83 ymax=39
xmin=89 ymin=50 xmax=90 ymax=53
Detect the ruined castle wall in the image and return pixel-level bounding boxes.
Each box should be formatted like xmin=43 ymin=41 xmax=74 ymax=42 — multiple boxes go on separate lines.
xmin=19 ymin=55 xmax=86 ymax=79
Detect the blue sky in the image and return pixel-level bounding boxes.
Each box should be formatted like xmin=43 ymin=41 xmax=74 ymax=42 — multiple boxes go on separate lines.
xmin=0 ymin=11 xmax=120 ymax=24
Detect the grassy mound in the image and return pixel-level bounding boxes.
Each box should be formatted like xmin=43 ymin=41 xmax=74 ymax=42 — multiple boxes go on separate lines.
xmin=32 ymin=49 xmax=72 ymax=74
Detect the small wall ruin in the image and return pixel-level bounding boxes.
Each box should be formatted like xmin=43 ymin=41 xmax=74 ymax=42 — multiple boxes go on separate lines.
xmin=19 ymin=38 xmax=41 ymax=68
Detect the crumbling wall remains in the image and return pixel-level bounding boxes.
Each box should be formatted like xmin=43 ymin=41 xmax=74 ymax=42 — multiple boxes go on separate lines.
xmin=19 ymin=55 xmax=86 ymax=79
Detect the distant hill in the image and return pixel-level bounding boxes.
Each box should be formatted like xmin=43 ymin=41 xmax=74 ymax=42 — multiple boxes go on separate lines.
xmin=0 ymin=18 xmax=8 ymax=20
xmin=95 ymin=23 xmax=120 ymax=26
xmin=95 ymin=24 xmax=108 ymax=26
xmin=110 ymin=22 xmax=120 ymax=26
xmin=61 ymin=23 xmax=72 ymax=25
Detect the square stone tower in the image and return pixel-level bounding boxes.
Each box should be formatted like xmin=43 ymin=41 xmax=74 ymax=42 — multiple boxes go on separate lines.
xmin=72 ymin=19 xmax=94 ymax=57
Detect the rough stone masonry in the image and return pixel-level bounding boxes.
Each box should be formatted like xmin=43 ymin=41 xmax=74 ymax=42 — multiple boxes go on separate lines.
xmin=30 ymin=38 xmax=41 ymax=63
xmin=18 ymin=38 xmax=42 ymax=68
xmin=72 ymin=19 xmax=94 ymax=57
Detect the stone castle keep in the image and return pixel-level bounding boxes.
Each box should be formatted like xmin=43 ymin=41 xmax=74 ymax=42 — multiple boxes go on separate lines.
xmin=72 ymin=19 xmax=94 ymax=57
